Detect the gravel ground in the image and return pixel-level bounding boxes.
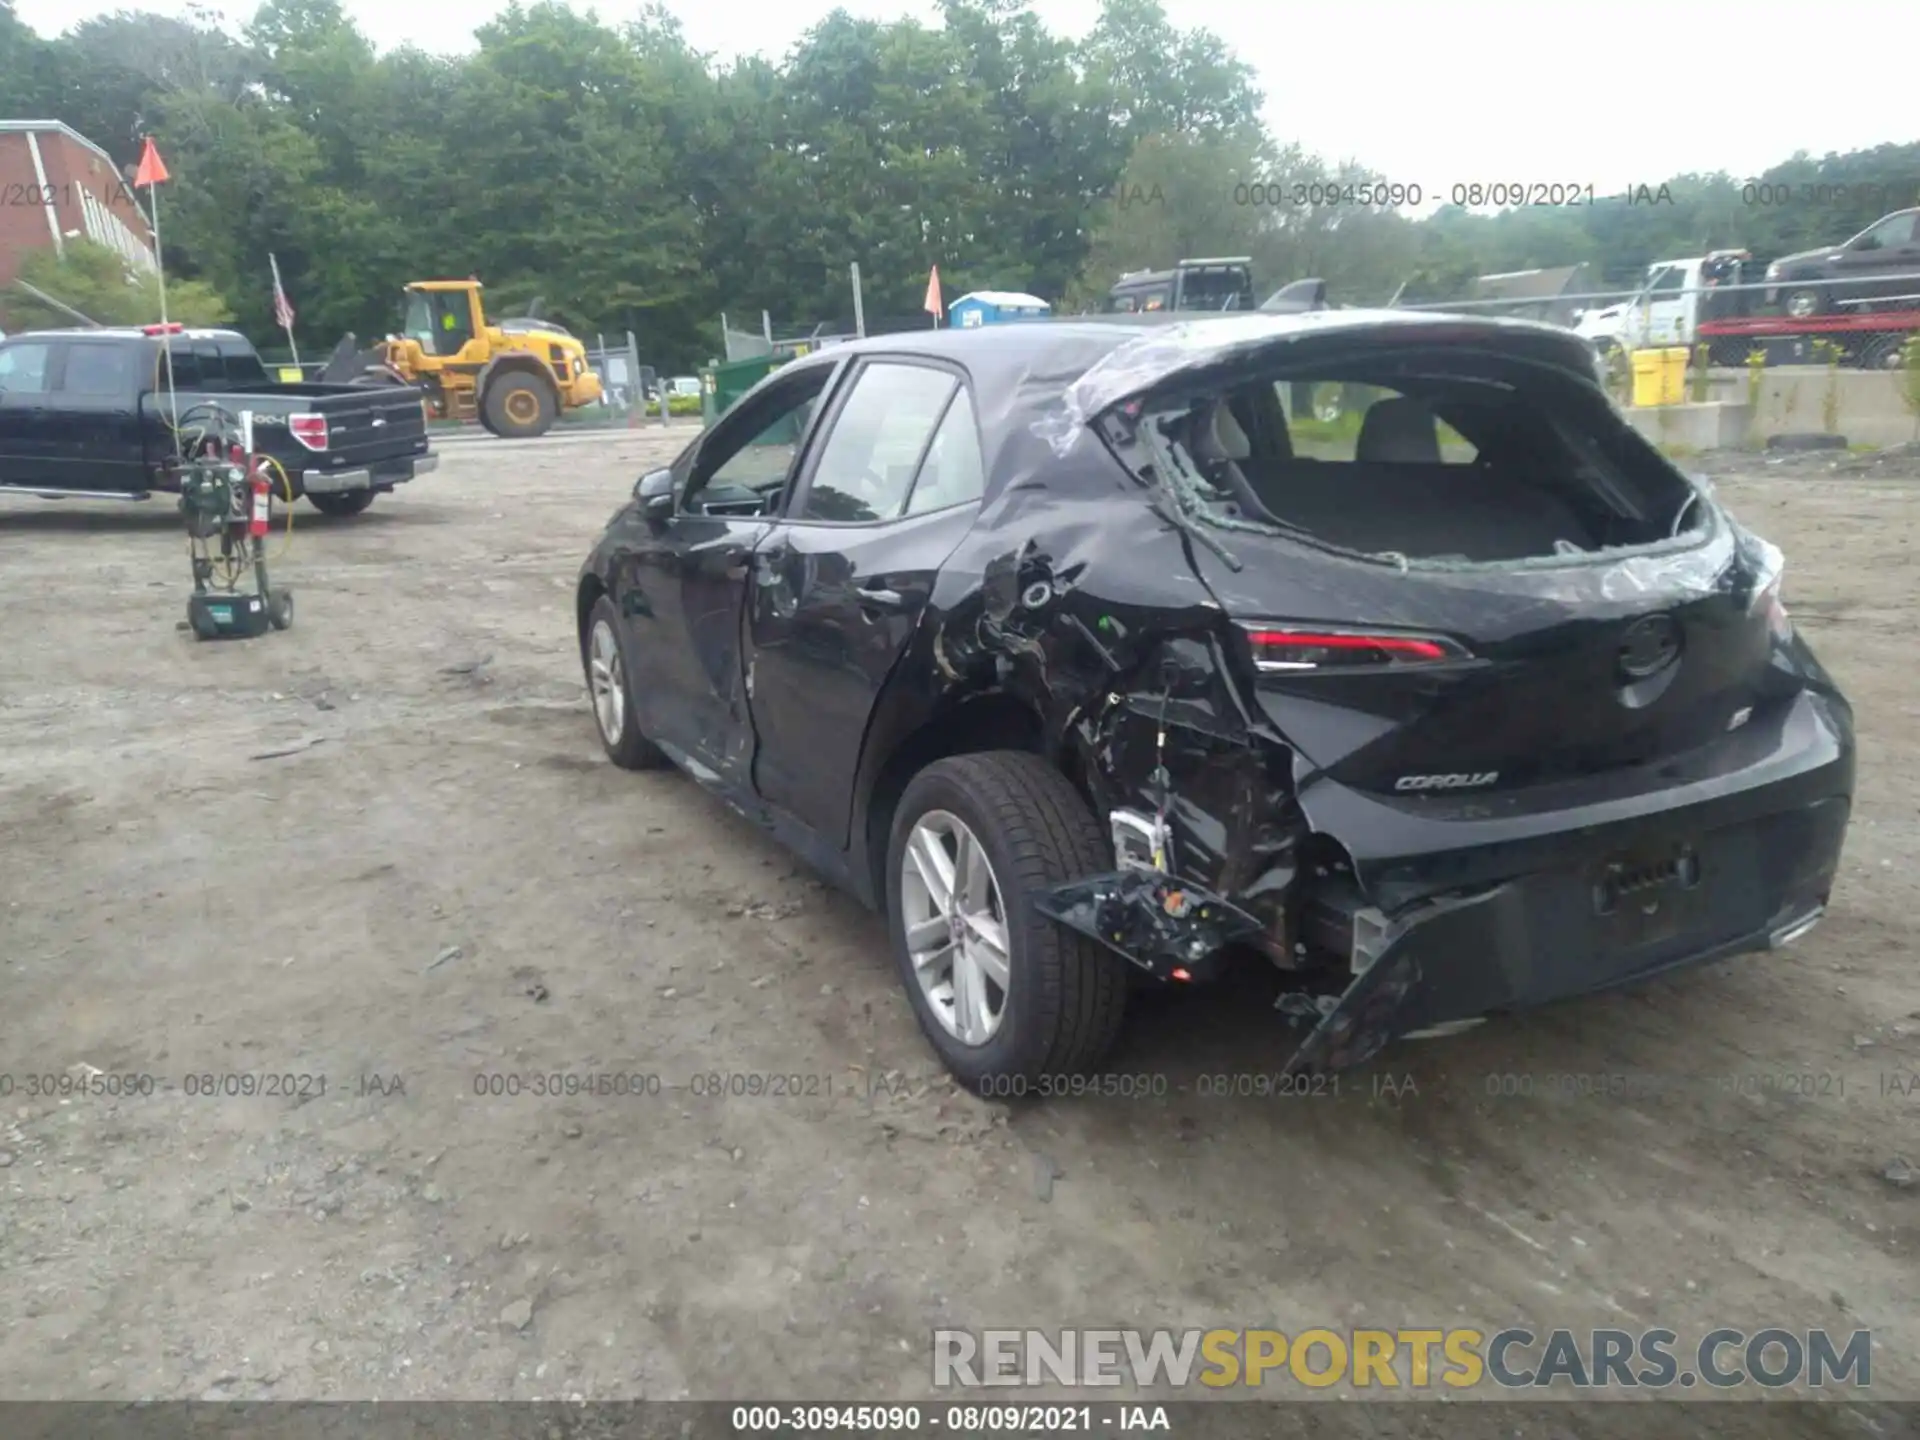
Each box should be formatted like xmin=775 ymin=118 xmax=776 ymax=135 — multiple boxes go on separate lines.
xmin=0 ymin=433 xmax=1915 ymax=1420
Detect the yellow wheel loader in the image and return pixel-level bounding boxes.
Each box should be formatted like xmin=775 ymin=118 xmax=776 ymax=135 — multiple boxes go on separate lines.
xmin=324 ymin=281 xmax=601 ymax=439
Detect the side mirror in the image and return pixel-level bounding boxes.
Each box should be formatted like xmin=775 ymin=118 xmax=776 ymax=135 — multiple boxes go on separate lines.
xmin=634 ymin=467 xmax=675 ymax=522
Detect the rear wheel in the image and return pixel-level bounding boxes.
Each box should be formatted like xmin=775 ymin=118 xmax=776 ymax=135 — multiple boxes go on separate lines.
xmin=886 ymin=752 xmax=1129 ymax=1090
xmin=585 ymin=596 xmax=667 ymax=770
xmin=484 ymin=374 xmax=557 ymax=438
xmin=308 ymin=491 xmax=374 ymax=518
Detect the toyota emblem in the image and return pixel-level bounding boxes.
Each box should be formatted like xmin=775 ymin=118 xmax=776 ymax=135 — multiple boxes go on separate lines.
xmin=1618 ymin=614 xmax=1682 ymax=679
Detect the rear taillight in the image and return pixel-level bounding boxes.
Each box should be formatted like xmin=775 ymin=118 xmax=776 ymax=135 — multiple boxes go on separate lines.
xmin=1241 ymin=623 xmax=1469 ymax=672
xmin=288 ymin=413 xmax=329 ymax=451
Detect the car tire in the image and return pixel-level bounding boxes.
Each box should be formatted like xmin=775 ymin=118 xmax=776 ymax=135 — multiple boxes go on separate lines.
xmin=1783 ymin=285 xmax=1825 ymax=320
xmin=484 ymin=375 xmax=557 ymax=439
xmin=885 ymin=751 xmax=1129 ymax=1091
xmin=584 ymin=595 xmax=667 ymax=770
xmin=308 ymin=491 xmax=375 ymax=517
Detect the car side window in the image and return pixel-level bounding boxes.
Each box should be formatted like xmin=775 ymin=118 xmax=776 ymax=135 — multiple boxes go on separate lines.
xmin=60 ymin=344 xmax=139 ymax=397
xmin=218 ymin=340 xmax=270 ymax=387
xmin=0 ymin=341 xmax=54 ymax=394
xmin=1859 ymin=212 xmax=1915 ymax=248
xmin=903 ymin=388 xmax=985 ymax=515
xmin=192 ymin=342 xmax=228 ymax=390
xmin=161 ymin=342 xmax=202 ymax=389
xmin=683 ymin=367 xmax=833 ymax=515
xmin=798 ymin=363 xmax=958 ymax=523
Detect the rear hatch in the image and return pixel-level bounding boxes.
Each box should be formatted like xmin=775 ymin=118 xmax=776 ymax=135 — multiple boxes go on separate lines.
xmin=1077 ymin=312 xmax=1796 ymax=798
xmin=1204 ymin=529 xmax=1784 ymax=797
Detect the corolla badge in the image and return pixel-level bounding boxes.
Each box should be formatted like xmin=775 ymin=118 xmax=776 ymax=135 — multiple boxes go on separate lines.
xmin=1396 ymin=772 xmax=1498 ymax=791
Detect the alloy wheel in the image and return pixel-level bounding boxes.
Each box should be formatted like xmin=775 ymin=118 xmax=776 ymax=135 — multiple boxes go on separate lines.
xmin=899 ymin=810 xmax=1011 ymax=1046
xmin=588 ymin=619 xmax=625 ymax=744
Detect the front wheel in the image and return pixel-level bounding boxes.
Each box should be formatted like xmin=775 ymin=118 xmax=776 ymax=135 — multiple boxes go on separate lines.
xmin=886 ymin=751 xmax=1129 ymax=1090
xmin=484 ymin=375 xmax=557 ymax=439
xmin=584 ymin=596 xmax=667 ymax=770
xmin=1782 ymin=285 xmax=1826 ymax=320
xmin=308 ymin=491 xmax=374 ymax=518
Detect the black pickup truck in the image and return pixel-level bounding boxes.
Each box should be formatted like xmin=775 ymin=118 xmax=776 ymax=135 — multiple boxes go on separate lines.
xmin=0 ymin=325 xmax=436 ymax=516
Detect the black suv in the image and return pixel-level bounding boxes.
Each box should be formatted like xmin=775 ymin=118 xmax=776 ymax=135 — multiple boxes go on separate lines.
xmin=576 ymin=312 xmax=1853 ymax=1088
xmin=1765 ymin=207 xmax=1920 ymax=318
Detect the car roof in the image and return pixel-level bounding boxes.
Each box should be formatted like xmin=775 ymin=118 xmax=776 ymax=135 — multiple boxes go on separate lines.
xmin=765 ymin=309 xmax=1599 ymax=501
xmin=806 ymin=307 xmax=1591 ymax=385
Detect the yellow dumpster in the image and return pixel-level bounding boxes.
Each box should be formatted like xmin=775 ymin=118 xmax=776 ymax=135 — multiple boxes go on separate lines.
xmin=1659 ymin=346 xmax=1690 ymax=405
xmin=1630 ymin=349 xmax=1665 ymax=407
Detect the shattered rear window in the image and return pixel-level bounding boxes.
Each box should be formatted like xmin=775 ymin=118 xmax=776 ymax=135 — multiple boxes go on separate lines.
xmin=1134 ymin=358 xmax=1708 ymax=571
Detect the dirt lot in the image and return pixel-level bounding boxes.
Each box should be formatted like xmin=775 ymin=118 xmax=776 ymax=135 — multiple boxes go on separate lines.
xmin=2 ymin=433 xmax=1916 ymax=1414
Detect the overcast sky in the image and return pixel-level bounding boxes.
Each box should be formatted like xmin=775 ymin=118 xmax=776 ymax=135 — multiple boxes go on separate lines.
xmin=18 ymin=0 xmax=1917 ymax=205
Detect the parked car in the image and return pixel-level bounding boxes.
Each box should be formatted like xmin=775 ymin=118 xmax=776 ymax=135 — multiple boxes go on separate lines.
xmin=0 ymin=325 xmax=435 ymax=516
xmin=1765 ymin=207 xmax=1920 ymax=318
xmin=575 ymin=311 xmax=1854 ymax=1087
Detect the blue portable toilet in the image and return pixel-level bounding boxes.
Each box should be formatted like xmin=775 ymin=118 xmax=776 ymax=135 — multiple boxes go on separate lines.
xmin=948 ymin=291 xmax=1052 ymax=328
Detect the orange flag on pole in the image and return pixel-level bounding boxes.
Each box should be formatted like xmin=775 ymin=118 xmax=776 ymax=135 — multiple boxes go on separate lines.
xmin=132 ymin=136 xmax=170 ymax=189
xmin=923 ymin=265 xmax=943 ymax=324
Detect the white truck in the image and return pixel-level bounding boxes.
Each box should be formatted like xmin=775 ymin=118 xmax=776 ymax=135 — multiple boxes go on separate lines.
xmin=1571 ymin=250 xmax=1750 ymax=357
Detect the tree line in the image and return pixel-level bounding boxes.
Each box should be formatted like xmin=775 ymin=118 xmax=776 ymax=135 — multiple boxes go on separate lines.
xmin=3 ymin=0 xmax=1915 ymax=369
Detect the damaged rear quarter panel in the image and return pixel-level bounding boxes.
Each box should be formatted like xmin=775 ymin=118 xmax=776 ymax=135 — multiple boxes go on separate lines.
xmin=850 ymin=394 xmax=1310 ymax=970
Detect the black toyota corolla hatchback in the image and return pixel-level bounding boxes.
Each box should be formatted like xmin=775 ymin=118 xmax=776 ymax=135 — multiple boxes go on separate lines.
xmin=576 ymin=310 xmax=1853 ymax=1086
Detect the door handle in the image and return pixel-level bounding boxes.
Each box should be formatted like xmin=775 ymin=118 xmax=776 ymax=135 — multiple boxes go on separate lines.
xmin=856 ymin=580 xmax=915 ymax=611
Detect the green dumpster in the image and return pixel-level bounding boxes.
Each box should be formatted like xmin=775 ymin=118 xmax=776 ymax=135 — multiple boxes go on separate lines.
xmin=701 ymin=354 xmax=793 ymax=435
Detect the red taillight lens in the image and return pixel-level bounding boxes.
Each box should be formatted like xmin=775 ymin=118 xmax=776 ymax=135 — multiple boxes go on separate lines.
xmin=288 ymin=414 xmax=329 ymax=451
xmin=1242 ymin=624 xmax=1467 ymax=672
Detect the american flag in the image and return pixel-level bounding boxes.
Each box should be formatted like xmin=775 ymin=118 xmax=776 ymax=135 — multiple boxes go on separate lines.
xmin=270 ymin=253 xmax=295 ymax=331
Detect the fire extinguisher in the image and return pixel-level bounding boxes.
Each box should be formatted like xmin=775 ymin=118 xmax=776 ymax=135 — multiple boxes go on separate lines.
xmin=248 ymin=458 xmax=271 ymax=539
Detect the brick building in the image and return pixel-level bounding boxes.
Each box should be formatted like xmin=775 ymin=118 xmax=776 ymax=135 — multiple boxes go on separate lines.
xmin=1 ymin=120 xmax=158 ymax=289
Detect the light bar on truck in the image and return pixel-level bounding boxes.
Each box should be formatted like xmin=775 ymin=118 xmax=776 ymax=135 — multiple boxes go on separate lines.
xmin=1240 ymin=622 xmax=1470 ymax=672
xmin=142 ymin=323 xmax=184 ymax=335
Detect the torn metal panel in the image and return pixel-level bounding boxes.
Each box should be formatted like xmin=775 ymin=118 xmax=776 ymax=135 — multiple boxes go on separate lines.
xmin=1275 ymin=791 xmax=1851 ymax=1075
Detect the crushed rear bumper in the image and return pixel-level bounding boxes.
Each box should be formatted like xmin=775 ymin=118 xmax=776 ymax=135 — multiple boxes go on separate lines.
xmin=1279 ymin=688 xmax=1854 ymax=1071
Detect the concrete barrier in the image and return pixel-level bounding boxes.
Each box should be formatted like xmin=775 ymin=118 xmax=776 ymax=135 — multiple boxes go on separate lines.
xmin=1623 ymin=366 xmax=1920 ymax=451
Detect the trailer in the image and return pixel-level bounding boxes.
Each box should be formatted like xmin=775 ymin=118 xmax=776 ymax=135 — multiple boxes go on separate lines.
xmin=1568 ymin=251 xmax=1920 ymax=370
xmin=1695 ymin=309 xmax=1920 ymax=370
